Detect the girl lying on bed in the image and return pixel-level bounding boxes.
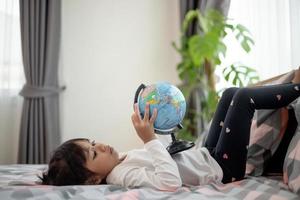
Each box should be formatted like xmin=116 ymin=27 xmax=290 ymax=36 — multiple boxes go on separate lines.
xmin=41 ymin=69 xmax=300 ymax=190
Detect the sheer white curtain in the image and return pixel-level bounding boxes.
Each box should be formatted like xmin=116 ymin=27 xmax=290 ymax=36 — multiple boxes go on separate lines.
xmin=216 ymin=0 xmax=300 ymax=90
xmin=0 ymin=0 xmax=24 ymax=164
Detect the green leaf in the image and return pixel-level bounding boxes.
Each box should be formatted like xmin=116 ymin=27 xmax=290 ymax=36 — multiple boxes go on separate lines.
xmin=225 ymin=24 xmax=234 ymax=30
xmin=235 ymin=32 xmax=242 ymax=41
xmin=223 ymin=63 xmax=260 ymax=86
xmin=233 ymin=75 xmax=238 ymax=85
xmin=171 ymin=41 xmax=181 ymax=53
xmin=214 ymin=57 xmax=221 ymax=65
xmin=224 ymin=71 xmax=231 ymax=81
xmin=236 ymin=24 xmax=250 ymax=33
xmin=245 ymin=36 xmax=255 ymax=45
xmin=188 ymin=35 xmax=213 ymax=66
xmin=198 ymin=11 xmax=208 ymax=33
xmin=183 ymin=10 xmax=199 ymax=34
xmin=241 ymin=39 xmax=251 ymax=53
xmin=217 ymin=42 xmax=227 ymax=57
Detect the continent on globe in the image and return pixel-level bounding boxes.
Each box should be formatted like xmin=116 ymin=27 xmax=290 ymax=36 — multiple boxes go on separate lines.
xmin=137 ymin=82 xmax=186 ymax=134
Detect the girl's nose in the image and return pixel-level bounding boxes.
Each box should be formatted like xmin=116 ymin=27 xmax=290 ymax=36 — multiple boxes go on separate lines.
xmin=96 ymin=144 xmax=107 ymax=152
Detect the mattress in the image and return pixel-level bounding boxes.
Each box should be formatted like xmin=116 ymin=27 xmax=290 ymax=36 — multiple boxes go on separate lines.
xmin=0 ymin=164 xmax=299 ymax=200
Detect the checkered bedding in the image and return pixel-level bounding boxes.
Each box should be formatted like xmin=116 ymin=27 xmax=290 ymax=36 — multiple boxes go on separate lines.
xmin=0 ymin=164 xmax=298 ymax=200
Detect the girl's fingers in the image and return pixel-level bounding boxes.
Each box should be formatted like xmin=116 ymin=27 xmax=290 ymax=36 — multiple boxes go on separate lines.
xmin=131 ymin=113 xmax=138 ymax=124
xmin=134 ymin=103 xmax=142 ymax=120
xmin=143 ymin=103 xmax=150 ymax=121
xmin=131 ymin=114 xmax=136 ymax=123
xmin=149 ymin=108 xmax=157 ymax=124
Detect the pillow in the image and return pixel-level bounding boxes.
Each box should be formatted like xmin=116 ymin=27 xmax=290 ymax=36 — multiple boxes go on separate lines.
xmin=246 ymin=108 xmax=289 ymax=176
xmin=283 ymin=97 xmax=300 ymax=194
xmin=246 ymin=71 xmax=295 ymax=176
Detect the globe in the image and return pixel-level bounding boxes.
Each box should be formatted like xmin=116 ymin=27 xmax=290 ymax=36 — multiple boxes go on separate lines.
xmin=136 ymin=82 xmax=186 ymax=134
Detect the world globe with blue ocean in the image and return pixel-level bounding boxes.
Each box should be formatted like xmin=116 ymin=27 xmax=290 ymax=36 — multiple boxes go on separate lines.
xmin=137 ymin=82 xmax=186 ymax=134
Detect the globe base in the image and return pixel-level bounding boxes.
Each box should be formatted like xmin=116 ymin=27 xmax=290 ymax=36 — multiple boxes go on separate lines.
xmin=166 ymin=133 xmax=195 ymax=155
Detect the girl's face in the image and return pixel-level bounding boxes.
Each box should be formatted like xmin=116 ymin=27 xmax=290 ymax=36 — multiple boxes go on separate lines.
xmin=76 ymin=140 xmax=120 ymax=180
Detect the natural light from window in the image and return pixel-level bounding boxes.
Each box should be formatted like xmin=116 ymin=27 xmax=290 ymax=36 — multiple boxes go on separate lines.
xmin=216 ymin=0 xmax=295 ymax=91
xmin=0 ymin=0 xmax=24 ymax=91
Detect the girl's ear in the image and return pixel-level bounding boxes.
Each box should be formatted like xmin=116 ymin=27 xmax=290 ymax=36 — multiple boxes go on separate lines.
xmin=85 ymin=175 xmax=102 ymax=185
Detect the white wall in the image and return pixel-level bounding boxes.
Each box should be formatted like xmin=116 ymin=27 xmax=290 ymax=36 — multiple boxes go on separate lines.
xmin=59 ymin=0 xmax=181 ymax=152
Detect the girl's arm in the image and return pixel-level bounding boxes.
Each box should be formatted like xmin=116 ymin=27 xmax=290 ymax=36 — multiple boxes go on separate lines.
xmin=129 ymin=103 xmax=182 ymax=190
xmin=122 ymin=139 xmax=182 ymax=191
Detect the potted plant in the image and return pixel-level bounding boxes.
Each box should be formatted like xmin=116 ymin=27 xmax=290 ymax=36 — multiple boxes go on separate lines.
xmin=172 ymin=9 xmax=259 ymax=141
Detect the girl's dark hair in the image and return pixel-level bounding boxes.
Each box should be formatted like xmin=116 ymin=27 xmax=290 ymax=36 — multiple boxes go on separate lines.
xmin=40 ymin=138 xmax=101 ymax=185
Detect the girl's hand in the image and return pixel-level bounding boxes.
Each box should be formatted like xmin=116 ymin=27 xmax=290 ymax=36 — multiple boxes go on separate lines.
xmin=131 ymin=103 xmax=158 ymax=144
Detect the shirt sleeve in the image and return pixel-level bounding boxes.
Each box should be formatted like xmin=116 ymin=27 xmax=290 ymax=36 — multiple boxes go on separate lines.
xmin=122 ymin=139 xmax=182 ymax=191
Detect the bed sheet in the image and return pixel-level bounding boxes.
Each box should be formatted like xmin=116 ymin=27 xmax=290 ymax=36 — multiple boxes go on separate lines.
xmin=0 ymin=164 xmax=299 ymax=200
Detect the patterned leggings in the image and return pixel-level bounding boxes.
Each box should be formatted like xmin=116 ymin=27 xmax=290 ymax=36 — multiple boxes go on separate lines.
xmin=204 ymin=83 xmax=300 ymax=183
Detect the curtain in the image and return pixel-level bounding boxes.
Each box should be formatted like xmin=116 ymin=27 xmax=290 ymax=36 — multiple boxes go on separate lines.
xmin=180 ymin=0 xmax=231 ymax=36
xmin=179 ymin=0 xmax=231 ymax=136
xmin=290 ymin=0 xmax=300 ymax=68
xmin=18 ymin=0 xmax=63 ymax=164
xmin=0 ymin=0 xmax=24 ymax=164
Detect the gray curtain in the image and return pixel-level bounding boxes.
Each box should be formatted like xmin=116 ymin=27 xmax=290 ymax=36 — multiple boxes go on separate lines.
xmin=18 ymin=0 xmax=63 ymax=164
xmin=180 ymin=0 xmax=231 ymax=20
xmin=179 ymin=0 xmax=231 ymax=136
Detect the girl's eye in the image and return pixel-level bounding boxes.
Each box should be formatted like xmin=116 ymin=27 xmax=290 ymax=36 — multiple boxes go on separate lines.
xmin=91 ymin=140 xmax=96 ymax=146
xmin=93 ymin=151 xmax=97 ymax=159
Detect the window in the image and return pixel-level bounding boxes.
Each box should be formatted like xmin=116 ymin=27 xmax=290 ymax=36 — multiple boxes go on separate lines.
xmin=0 ymin=0 xmax=24 ymax=164
xmin=0 ymin=0 xmax=24 ymax=92
xmin=216 ymin=0 xmax=299 ymax=90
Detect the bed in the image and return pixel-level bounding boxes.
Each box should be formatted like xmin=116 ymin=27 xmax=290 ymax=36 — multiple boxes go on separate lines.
xmin=2 ymin=72 xmax=300 ymax=200
xmin=0 ymin=164 xmax=299 ymax=200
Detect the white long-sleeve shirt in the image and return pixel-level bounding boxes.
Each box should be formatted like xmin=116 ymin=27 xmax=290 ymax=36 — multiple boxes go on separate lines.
xmin=106 ymin=139 xmax=223 ymax=190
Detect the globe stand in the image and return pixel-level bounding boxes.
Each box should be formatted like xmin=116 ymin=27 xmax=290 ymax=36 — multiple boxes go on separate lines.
xmin=166 ymin=132 xmax=195 ymax=155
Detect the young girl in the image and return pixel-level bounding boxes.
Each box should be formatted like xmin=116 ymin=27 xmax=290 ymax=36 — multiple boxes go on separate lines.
xmin=41 ymin=70 xmax=300 ymax=190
